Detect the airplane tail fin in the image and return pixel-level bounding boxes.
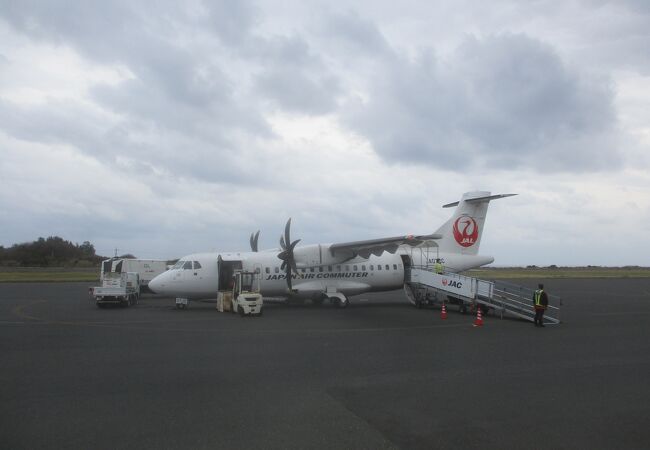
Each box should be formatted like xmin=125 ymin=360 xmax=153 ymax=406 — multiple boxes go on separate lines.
xmin=434 ymin=191 xmax=516 ymax=256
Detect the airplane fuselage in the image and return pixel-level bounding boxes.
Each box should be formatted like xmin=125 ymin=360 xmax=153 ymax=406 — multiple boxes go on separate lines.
xmin=149 ymin=191 xmax=511 ymax=302
xmin=149 ymin=245 xmax=494 ymax=300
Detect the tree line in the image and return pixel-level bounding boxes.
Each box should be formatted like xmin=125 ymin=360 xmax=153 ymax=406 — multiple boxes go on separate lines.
xmin=0 ymin=236 xmax=108 ymax=267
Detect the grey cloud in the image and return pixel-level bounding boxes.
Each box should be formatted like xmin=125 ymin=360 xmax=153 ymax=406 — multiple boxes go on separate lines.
xmin=0 ymin=0 xmax=143 ymax=62
xmin=245 ymin=34 xmax=317 ymax=66
xmin=203 ymin=0 xmax=258 ymax=45
xmin=345 ymin=33 xmax=620 ymax=172
xmin=0 ymin=0 xmax=278 ymax=184
xmin=254 ymin=68 xmax=341 ymax=114
xmin=0 ymin=98 xmax=110 ymax=151
xmin=229 ymin=31 xmax=343 ymax=115
xmin=321 ymin=10 xmax=391 ymax=56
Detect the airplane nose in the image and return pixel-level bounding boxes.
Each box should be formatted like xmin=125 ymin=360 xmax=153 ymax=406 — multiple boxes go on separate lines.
xmin=149 ymin=274 xmax=164 ymax=294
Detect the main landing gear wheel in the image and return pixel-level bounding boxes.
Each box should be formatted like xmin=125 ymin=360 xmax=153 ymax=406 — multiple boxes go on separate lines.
xmin=176 ymin=303 xmax=186 ymax=310
xmin=238 ymin=305 xmax=245 ymax=316
xmin=312 ymin=294 xmax=325 ymax=306
xmin=330 ymin=296 xmax=349 ymax=308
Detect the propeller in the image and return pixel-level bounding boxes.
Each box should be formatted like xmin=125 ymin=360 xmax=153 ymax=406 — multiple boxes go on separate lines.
xmin=277 ymin=218 xmax=301 ymax=291
xmin=249 ymin=230 xmax=260 ymax=252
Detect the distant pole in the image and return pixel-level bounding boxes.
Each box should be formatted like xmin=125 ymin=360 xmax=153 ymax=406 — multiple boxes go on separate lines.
xmin=114 ymin=248 xmax=118 ymax=258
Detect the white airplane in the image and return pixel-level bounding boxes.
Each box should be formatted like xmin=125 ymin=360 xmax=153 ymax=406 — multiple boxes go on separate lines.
xmin=149 ymin=191 xmax=515 ymax=307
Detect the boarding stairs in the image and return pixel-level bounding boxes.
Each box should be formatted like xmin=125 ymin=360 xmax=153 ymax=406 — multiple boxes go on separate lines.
xmin=404 ymin=267 xmax=561 ymax=325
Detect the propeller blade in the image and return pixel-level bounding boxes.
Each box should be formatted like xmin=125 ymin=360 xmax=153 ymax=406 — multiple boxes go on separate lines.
xmin=250 ymin=230 xmax=260 ymax=252
xmin=277 ymin=218 xmax=300 ymax=293
xmin=284 ymin=218 xmax=292 ymax=249
xmin=286 ymin=266 xmax=293 ymax=291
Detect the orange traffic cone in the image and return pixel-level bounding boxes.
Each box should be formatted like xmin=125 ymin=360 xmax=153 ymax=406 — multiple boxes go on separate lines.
xmin=441 ymin=303 xmax=447 ymax=320
xmin=473 ymin=306 xmax=483 ymax=327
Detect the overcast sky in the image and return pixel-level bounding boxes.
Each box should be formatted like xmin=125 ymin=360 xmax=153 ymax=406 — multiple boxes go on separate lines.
xmin=1 ymin=0 xmax=649 ymax=266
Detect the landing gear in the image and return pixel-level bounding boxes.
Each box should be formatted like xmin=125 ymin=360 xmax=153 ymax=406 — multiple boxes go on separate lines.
xmin=329 ymin=294 xmax=349 ymax=308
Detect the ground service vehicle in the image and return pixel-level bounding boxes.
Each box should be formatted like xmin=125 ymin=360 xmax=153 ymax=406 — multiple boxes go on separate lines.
xmin=231 ymin=270 xmax=263 ymax=316
xmin=100 ymin=258 xmax=167 ymax=292
xmin=91 ymin=272 xmax=140 ymax=308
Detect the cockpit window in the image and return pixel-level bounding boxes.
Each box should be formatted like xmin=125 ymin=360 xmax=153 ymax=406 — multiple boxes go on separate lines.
xmin=172 ymin=261 xmax=184 ymax=269
xmin=183 ymin=261 xmax=193 ymax=270
xmin=193 ymin=261 xmax=202 ymax=269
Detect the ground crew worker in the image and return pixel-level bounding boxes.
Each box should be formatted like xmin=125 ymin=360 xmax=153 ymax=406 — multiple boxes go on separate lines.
xmin=533 ymin=283 xmax=549 ymax=327
xmin=434 ymin=259 xmax=444 ymax=274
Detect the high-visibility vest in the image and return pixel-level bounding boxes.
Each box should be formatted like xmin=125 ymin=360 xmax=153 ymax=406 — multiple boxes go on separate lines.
xmin=435 ymin=262 xmax=443 ymax=274
xmin=534 ymin=289 xmax=544 ymax=307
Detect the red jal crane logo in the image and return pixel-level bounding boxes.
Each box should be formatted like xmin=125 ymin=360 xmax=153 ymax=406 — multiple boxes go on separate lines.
xmin=453 ymin=216 xmax=478 ymax=247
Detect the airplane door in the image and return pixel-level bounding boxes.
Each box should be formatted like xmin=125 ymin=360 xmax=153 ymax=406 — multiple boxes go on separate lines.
xmin=401 ymin=255 xmax=412 ymax=283
xmin=254 ymin=263 xmax=262 ymax=291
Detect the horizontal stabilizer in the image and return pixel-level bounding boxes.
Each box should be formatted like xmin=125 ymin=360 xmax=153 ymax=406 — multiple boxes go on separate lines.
xmin=443 ymin=193 xmax=517 ymax=208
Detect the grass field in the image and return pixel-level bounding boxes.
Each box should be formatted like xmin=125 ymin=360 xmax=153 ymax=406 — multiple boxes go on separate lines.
xmin=0 ymin=267 xmax=98 ymax=283
xmin=1 ymin=266 xmax=649 ymax=283
xmin=465 ymin=267 xmax=650 ymax=279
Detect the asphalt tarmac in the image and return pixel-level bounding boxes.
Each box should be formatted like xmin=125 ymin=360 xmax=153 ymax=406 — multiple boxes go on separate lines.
xmin=1 ymin=278 xmax=649 ymax=449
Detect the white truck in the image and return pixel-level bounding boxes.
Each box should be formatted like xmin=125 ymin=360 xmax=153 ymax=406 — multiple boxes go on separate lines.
xmin=100 ymin=258 xmax=168 ymax=292
xmin=91 ymin=272 xmax=140 ymax=308
xmin=230 ymin=270 xmax=263 ymax=316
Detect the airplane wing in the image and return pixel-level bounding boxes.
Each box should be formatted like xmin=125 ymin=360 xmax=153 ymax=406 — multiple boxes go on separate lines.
xmin=329 ymin=233 xmax=441 ymax=259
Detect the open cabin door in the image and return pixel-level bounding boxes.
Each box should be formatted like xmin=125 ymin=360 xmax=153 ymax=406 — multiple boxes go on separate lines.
xmin=217 ymin=255 xmax=243 ymax=291
xmin=400 ymin=255 xmax=412 ymax=284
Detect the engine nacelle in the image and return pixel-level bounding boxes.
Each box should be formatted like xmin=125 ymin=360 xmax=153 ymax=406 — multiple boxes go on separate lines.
xmin=293 ymin=244 xmax=351 ymax=268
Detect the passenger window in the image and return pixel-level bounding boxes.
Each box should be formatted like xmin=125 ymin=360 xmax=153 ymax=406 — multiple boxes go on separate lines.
xmin=353 ymin=265 xmax=358 ymax=271
xmin=378 ymin=265 xmax=382 ymax=270
xmin=345 ymin=265 xmax=350 ymax=271
xmin=328 ymin=265 xmax=332 ymax=272
xmin=336 ymin=265 xmax=341 ymax=271
xmin=385 ymin=264 xmax=390 ymax=270
xmin=310 ymin=267 xmax=315 ymax=273
xmin=265 ymin=267 xmax=270 ymax=274
xmin=393 ymin=264 xmax=397 ymax=270
xmin=183 ymin=261 xmax=193 ymax=270
xmin=319 ymin=266 xmax=323 ymax=273
xmin=275 ymin=267 xmax=279 ymax=274
xmin=362 ymin=265 xmax=366 ymax=271
xmin=194 ymin=261 xmax=202 ymax=269
xmin=301 ymin=268 xmax=306 ymax=273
